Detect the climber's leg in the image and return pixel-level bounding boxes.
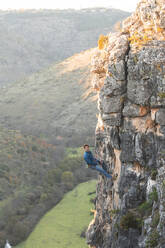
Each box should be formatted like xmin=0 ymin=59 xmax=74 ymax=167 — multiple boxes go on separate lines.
xmin=102 ymin=161 xmax=108 ymax=171
xmin=90 ymin=165 xmax=112 ymax=179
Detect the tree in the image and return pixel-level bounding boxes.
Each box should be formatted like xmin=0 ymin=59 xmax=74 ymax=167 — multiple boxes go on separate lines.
xmin=61 ymin=171 xmax=74 ymax=190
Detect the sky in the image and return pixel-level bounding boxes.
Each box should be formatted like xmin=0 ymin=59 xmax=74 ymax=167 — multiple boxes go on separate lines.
xmin=0 ymin=0 xmax=139 ymax=12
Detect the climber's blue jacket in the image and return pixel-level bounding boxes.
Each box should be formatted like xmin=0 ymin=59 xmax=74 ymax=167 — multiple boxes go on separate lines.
xmin=84 ymin=151 xmax=100 ymax=166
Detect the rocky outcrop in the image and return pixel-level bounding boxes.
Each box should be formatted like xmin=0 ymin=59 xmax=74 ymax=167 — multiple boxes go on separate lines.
xmin=86 ymin=1 xmax=165 ymax=247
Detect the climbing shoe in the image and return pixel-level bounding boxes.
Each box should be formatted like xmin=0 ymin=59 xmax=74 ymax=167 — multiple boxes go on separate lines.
xmin=112 ymin=173 xmax=118 ymax=180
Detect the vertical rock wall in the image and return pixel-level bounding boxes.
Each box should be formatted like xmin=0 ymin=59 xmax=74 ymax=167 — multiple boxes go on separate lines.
xmin=86 ymin=1 xmax=165 ymax=247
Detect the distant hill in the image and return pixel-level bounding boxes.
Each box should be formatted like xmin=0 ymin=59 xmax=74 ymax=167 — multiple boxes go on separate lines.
xmin=0 ymin=8 xmax=130 ymax=85
xmin=0 ymin=49 xmax=98 ymax=146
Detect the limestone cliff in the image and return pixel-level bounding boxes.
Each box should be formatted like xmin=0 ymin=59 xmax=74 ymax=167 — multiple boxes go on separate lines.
xmin=86 ymin=1 xmax=165 ymax=247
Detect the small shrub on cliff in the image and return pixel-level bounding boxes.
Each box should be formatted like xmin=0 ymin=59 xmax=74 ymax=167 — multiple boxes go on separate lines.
xmin=151 ymin=210 xmax=160 ymax=228
xmin=138 ymin=188 xmax=158 ymax=217
xmin=149 ymin=187 xmax=158 ymax=202
xmin=110 ymin=209 xmax=120 ymax=216
xmin=138 ymin=201 xmax=152 ymax=217
xmin=151 ymin=169 xmax=158 ymax=180
xmin=120 ymin=212 xmax=142 ymax=230
xmin=158 ymin=92 xmax=165 ymax=98
xmin=146 ymin=230 xmax=159 ymax=248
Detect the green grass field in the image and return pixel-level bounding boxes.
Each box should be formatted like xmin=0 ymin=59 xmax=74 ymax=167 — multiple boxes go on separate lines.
xmin=15 ymin=180 xmax=96 ymax=248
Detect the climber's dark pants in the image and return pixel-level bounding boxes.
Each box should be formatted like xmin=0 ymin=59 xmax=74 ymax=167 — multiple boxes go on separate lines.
xmin=89 ymin=164 xmax=112 ymax=178
xmin=101 ymin=161 xmax=108 ymax=171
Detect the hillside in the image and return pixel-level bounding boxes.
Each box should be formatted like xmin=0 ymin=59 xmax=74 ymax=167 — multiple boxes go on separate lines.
xmin=0 ymin=126 xmax=58 ymax=201
xmin=0 ymin=126 xmax=96 ymax=247
xmin=0 ymin=8 xmax=130 ymax=85
xmin=0 ymin=49 xmax=98 ymax=146
xmin=16 ymin=180 xmax=96 ymax=248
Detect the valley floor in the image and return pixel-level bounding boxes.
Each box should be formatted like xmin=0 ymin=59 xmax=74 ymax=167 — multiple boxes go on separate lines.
xmin=15 ymin=180 xmax=96 ymax=248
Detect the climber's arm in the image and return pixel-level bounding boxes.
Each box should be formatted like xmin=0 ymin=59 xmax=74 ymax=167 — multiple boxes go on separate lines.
xmin=84 ymin=152 xmax=97 ymax=166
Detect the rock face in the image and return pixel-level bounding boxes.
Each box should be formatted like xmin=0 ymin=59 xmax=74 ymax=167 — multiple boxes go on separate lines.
xmin=86 ymin=1 xmax=165 ymax=247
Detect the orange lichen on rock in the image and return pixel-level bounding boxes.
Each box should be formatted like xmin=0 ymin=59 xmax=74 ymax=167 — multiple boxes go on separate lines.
xmin=139 ymin=106 xmax=149 ymax=116
xmin=122 ymin=0 xmax=165 ymax=51
xmin=145 ymin=117 xmax=156 ymax=129
xmin=131 ymin=116 xmax=149 ymax=133
xmin=98 ymin=35 xmax=108 ymax=50
xmin=128 ymin=32 xmax=151 ymax=47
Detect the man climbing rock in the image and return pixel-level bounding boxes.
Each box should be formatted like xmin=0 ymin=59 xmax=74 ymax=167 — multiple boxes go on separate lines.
xmin=83 ymin=144 xmax=112 ymax=179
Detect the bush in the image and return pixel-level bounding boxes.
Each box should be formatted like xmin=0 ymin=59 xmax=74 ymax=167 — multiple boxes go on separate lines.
xmin=158 ymin=92 xmax=165 ymax=98
xmin=146 ymin=230 xmax=159 ymax=248
xmin=6 ymin=216 xmax=19 ymax=233
xmin=61 ymin=171 xmax=73 ymax=181
xmin=138 ymin=188 xmax=158 ymax=217
xmin=61 ymin=171 xmax=74 ymax=190
xmin=59 ymin=157 xmax=82 ymax=172
xmin=12 ymin=221 xmax=29 ymax=240
xmin=151 ymin=211 xmax=160 ymax=228
xmin=138 ymin=201 xmax=153 ymax=217
xmin=47 ymin=168 xmax=62 ymax=185
xmin=40 ymin=193 xmax=48 ymax=202
xmin=151 ymin=169 xmax=158 ymax=180
xmin=110 ymin=209 xmax=120 ymax=216
xmin=149 ymin=187 xmax=158 ymax=202
xmin=120 ymin=212 xmax=142 ymax=230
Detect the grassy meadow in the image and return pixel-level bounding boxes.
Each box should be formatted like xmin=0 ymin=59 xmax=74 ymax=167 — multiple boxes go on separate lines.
xmin=15 ymin=180 xmax=97 ymax=248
